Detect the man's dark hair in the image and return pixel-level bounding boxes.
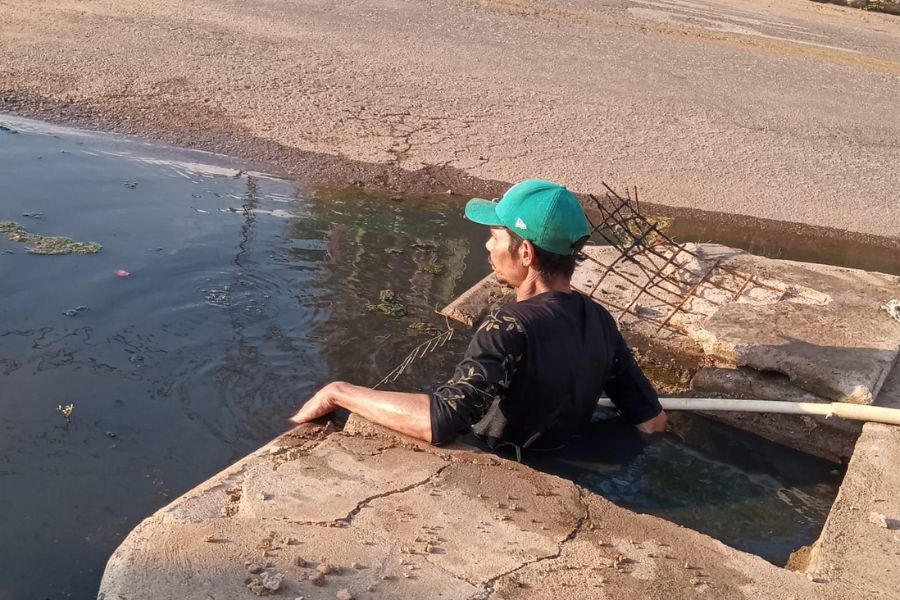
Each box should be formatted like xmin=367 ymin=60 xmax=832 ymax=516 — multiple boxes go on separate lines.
xmin=506 ymin=229 xmax=587 ymax=280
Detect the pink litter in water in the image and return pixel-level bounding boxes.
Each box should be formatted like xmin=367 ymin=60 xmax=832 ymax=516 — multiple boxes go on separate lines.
xmin=115 ymin=269 xmax=131 ymax=277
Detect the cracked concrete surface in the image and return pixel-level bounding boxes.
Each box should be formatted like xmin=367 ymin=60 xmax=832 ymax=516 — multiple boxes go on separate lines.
xmin=2 ymin=0 xmax=899 ymax=239
xmin=99 ymin=417 xmax=864 ymax=599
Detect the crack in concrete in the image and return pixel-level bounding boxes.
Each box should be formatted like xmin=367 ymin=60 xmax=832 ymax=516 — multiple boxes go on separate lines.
xmin=341 ymin=462 xmax=452 ymax=524
xmin=477 ymin=488 xmax=591 ymax=599
xmin=267 ymin=424 xmax=334 ymax=470
xmin=331 ymin=436 xmax=394 ymax=457
xmin=277 ymin=461 xmax=453 ymax=529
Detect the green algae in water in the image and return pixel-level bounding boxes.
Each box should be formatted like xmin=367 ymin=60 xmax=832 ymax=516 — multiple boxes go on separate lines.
xmin=409 ymin=321 xmax=443 ymax=336
xmin=367 ymin=289 xmax=407 ymax=317
xmin=0 ymin=221 xmax=102 ymax=255
xmin=423 ymin=262 xmax=446 ymax=275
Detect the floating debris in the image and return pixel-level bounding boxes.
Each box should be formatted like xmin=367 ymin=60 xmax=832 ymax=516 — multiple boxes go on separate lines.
xmin=409 ymin=321 xmax=442 ymax=336
xmin=203 ymin=286 xmax=232 ymax=308
xmin=123 ymin=181 xmax=138 ymax=189
xmin=61 ymin=305 xmax=88 ymax=317
xmin=57 ymin=403 xmax=74 ymax=425
xmin=115 ymin=269 xmax=131 ymax=278
xmin=0 ymin=221 xmax=101 ymax=255
xmin=21 ymin=212 xmax=43 ymax=219
xmin=373 ymin=326 xmax=454 ymax=388
xmin=367 ymin=289 xmax=407 ymax=317
xmin=410 ymin=241 xmax=438 ymax=251
xmin=423 ymin=262 xmax=446 ymax=275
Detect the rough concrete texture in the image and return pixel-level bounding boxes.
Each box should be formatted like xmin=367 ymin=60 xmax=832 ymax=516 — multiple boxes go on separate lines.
xmin=674 ymin=244 xmax=900 ymax=404
xmin=1 ymin=0 xmax=899 ymax=240
xmin=807 ymin=365 xmax=900 ymax=597
xmin=100 ymin=417 xmax=860 ymax=599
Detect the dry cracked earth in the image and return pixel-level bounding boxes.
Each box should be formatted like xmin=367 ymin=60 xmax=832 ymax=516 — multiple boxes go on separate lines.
xmin=1 ymin=0 xmax=898 ymax=241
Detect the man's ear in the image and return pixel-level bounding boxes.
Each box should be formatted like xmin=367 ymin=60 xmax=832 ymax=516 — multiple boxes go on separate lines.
xmin=520 ymin=239 xmax=535 ymax=267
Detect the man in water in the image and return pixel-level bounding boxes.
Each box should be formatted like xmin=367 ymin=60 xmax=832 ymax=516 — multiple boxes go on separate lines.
xmin=291 ymin=179 xmax=667 ymax=450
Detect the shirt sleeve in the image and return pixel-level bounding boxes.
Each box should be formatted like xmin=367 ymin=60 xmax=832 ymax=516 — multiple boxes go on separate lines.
xmin=604 ymin=333 xmax=663 ymax=425
xmin=429 ymin=310 xmax=525 ymax=445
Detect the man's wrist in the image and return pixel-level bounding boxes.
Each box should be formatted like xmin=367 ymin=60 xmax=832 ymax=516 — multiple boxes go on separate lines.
xmin=326 ymin=381 xmax=351 ymax=408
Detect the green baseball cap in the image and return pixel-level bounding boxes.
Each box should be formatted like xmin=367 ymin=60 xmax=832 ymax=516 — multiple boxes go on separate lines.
xmin=465 ymin=179 xmax=590 ymax=255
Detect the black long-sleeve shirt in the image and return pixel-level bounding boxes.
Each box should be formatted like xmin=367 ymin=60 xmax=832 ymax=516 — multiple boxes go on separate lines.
xmin=429 ymin=291 xmax=661 ymax=448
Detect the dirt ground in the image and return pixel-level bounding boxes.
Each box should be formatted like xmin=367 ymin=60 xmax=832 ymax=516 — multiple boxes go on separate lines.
xmin=1 ymin=0 xmax=898 ymax=239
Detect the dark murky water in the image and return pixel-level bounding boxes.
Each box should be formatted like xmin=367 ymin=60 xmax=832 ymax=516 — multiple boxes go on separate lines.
xmin=1 ymin=117 xmax=841 ymax=599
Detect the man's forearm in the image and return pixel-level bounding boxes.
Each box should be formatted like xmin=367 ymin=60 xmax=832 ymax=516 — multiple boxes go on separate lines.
xmin=330 ymin=382 xmax=433 ymax=442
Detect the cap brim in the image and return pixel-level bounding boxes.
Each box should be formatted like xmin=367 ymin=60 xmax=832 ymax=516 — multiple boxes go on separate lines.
xmin=464 ymin=198 xmax=504 ymax=226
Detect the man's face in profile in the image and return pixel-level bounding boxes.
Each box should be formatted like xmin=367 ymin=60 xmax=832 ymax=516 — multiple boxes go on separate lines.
xmin=486 ymin=227 xmax=526 ymax=287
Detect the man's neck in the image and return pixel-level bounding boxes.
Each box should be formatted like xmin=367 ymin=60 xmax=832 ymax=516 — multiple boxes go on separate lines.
xmin=515 ymin=271 xmax=572 ymax=302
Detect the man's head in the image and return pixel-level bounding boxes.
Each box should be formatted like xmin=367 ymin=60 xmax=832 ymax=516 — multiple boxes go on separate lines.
xmin=465 ymin=179 xmax=590 ymax=287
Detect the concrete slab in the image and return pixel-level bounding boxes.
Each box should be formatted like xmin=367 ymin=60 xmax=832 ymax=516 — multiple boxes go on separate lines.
xmin=99 ymin=416 xmax=858 ymax=599
xmin=807 ymin=365 xmax=900 ymax=597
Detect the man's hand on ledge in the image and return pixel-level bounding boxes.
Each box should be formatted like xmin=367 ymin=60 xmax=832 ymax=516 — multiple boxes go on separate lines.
xmin=289 ymin=381 xmax=342 ymax=424
xmin=289 ymin=381 xmax=433 ymax=442
xmin=635 ymin=410 xmax=668 ymax=442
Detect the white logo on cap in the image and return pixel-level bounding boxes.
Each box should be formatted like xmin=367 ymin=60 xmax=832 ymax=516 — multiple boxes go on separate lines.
xmin=515 ymin=218 xmax=527 ymax=230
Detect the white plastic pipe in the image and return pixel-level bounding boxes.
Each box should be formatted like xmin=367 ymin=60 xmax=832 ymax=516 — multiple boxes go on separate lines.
xmin=596 ymin=397 xmax=900 ymax=426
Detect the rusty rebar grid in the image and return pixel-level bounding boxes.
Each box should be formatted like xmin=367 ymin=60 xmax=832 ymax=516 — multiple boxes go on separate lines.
xmin=584 ymin=183 xmax=789 ymax=336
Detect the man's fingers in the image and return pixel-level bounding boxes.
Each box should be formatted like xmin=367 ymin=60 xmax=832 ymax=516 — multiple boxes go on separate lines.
xmin=288 ymin=398 xmax=334 ymax=426
xmin=288 ymin=404 xmax=315 ymax=424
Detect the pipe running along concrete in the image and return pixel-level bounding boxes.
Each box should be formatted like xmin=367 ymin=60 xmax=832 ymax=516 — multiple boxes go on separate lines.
xmin=596 ymin=398 xmax=900 ymax=427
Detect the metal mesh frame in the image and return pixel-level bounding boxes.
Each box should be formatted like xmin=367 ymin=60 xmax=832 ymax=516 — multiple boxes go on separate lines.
xmin=583 ymin=184 xmax=787 ymax=335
